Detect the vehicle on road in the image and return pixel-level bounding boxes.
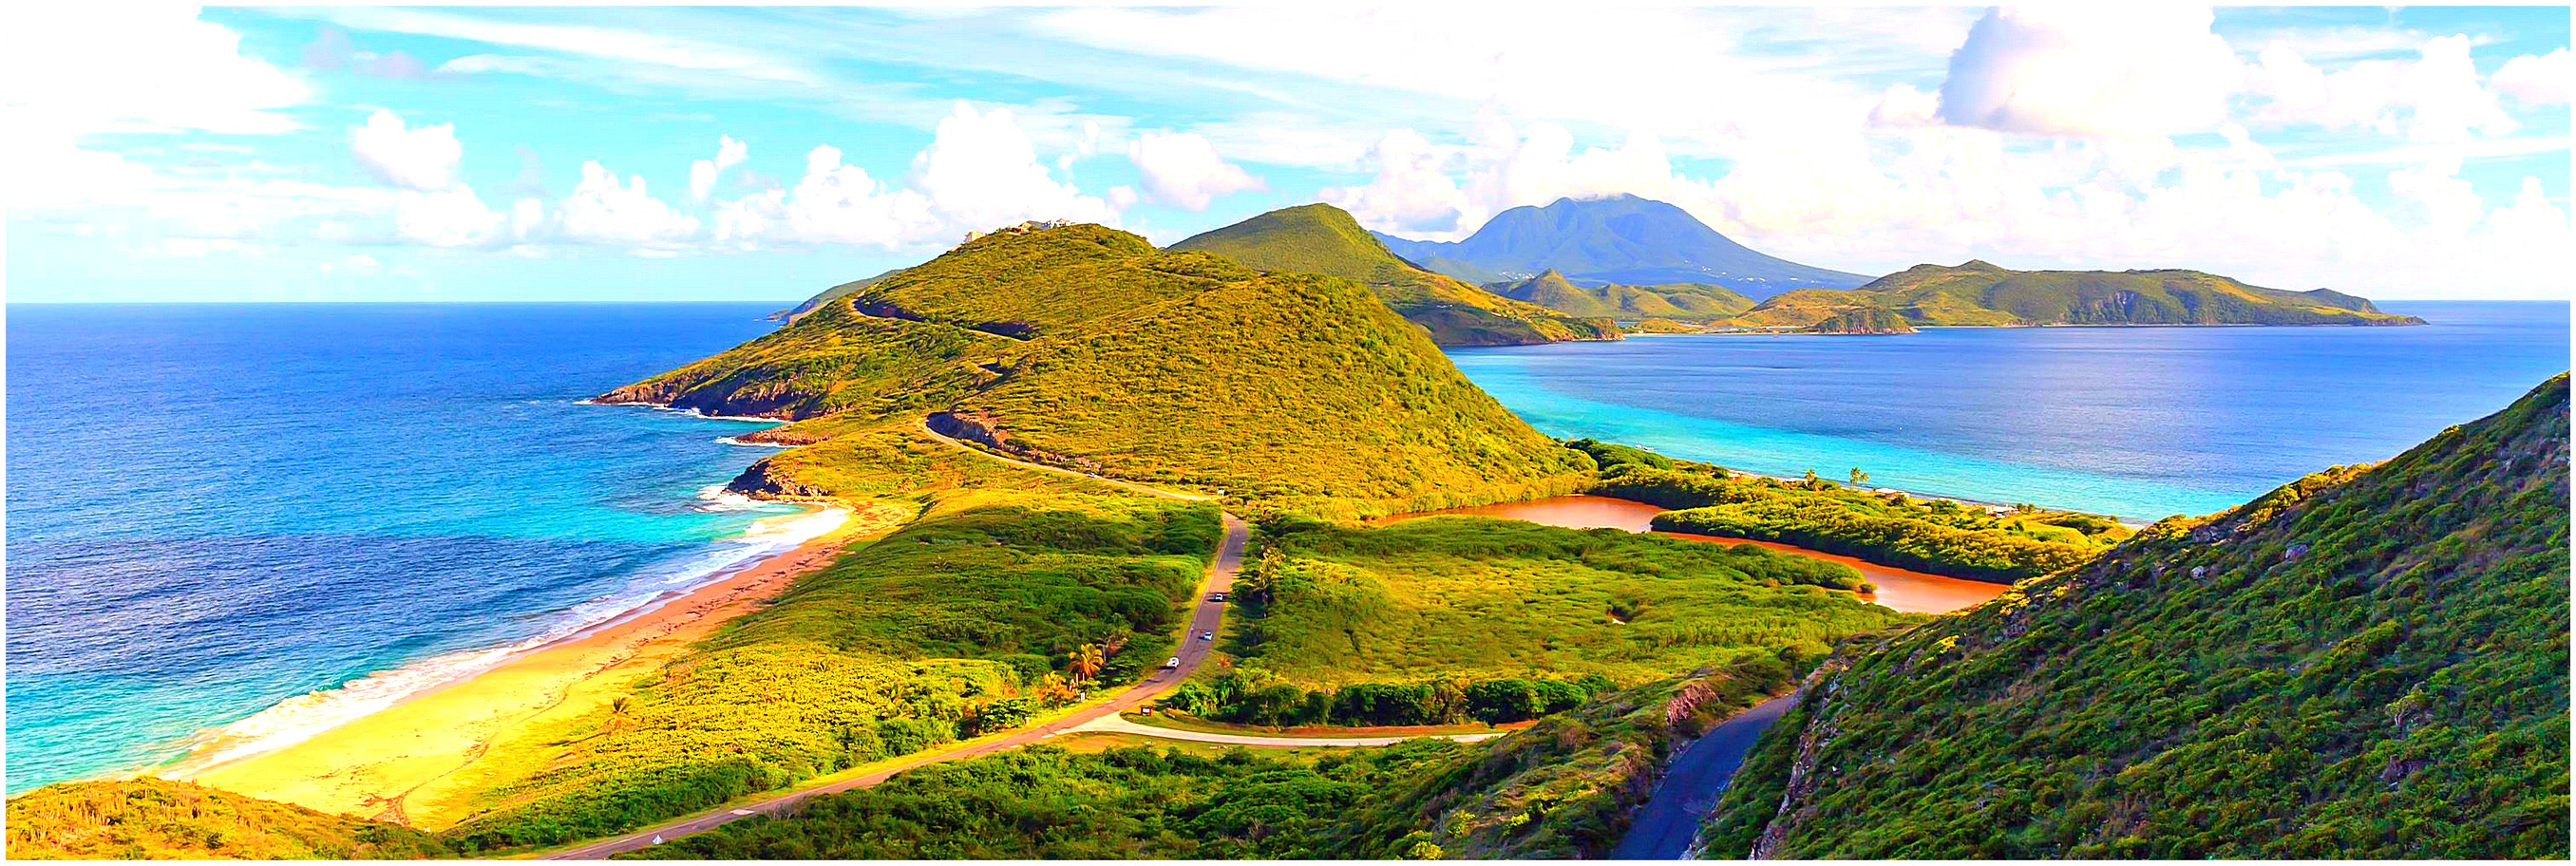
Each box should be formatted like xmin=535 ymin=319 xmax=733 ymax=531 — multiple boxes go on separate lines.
xmin=1198 ymin=631 xmax=1214 ymax=640
xmin=1164 ymin=656 xmax=1181 ymax=668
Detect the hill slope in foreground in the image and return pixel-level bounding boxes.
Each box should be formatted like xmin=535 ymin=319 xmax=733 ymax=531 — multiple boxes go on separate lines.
xmin=1167 ymin=203 xmax=1619 ymax=346
xmin=1728 ymin=259 xmax=2424 ymax=329
xmin=6 ymin=779 xmax=447 ymax=860
xmin=1372 ymin=194 xmax=1869 ymax=298
xmin=1705 ymin=373 xmax=2569 ymax=858
xmin=602 ymin=221 xmax=1591 ymax=514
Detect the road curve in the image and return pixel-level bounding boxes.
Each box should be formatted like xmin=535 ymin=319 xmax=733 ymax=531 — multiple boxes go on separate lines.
xmin=1608 ymin=691 xmax=1801 ymax=860
xmin=541 ymin=432 xmax=1245 ymax=859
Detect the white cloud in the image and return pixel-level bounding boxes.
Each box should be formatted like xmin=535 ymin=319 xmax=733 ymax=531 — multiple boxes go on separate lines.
xmin=1936 ymin=7 xmax=2245 ymax=137
xmin=1126 ymin=131 xmax=1261 ymax=210
xmin=1327 ymin=122 xmax=1686 ymax=240
xmin=1323 ymin=129 xmax=1473 ymax=236
xmin=351 ymin=110 xmax=464 ymax=191
xmin=2 ymin=4 xmax=311 ymax=139
xmin=2248 ymin=35 xmax=2517 ymax=143
xmin=392 ymin=187 xmax=510 ymax=248
xmin=689 ymin=135 xmax=748 ymax=201
xmin=716 ymin=103 xmax=1121 ymax=250
xmin=557 ymin=161 xmax=701 ymax=249
xmin=2491 ymin=49 xmax=2571 ymax=106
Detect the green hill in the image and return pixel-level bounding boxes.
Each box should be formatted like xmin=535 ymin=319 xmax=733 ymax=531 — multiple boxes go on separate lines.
xmin=6 ymin=779 xmax=449 ymax=860
xmin=1167 ymin=204 xmax=1619 ymax=346
xmin=1703 ymin=374 xmax=2569 ymax=858
xmin=603 ymin=221 xmax=1594 ymax=516
xmin=1487 ymin=270 xmax=1753 ymax=323
xmin=770 ymin=268 xmax=899 ymax=322
xmin=1727 ymin=260 xmax=2425 ymax=328
xmin=1804 ymin=307 xmax=1917 ymax=334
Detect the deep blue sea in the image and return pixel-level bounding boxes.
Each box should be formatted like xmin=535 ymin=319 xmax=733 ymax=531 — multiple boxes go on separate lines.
xmin=4 ymin=303 xmax=808 ymax=794
xmin=1449 ymin=302 xmax=2570 ymax=520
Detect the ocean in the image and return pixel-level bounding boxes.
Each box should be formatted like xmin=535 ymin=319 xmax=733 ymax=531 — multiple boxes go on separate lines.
xmin=4 ymin=303 xmax=807 ymax=794
xmin=1448 ymin=301 xmax=2570 ymax=520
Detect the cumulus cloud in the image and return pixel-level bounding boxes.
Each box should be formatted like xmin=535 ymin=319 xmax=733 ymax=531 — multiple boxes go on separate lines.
xmin=689 ymin=135 xmax=748 ymax=201
xmin=352 ymin=109 xmax=464 ymax=191
xmin=714 ymin=103 xmax=1122 ymax=250
xmin=392 ymin=187 xmax=510 ymax=247
xmin=1936 ymin=7 xmax=2244 ymax=137
xmin=1126 ymin=131 xmax=1261 ymax=210
xmin=1325 ymin=122 xmax=1683 ymax=240
xmin=2491 ymin=49 xmax=2571 ymax=106
xmin=2247 ymin=35 xmax=2516 ymax=143
xmin=557 ymin=161 xmax=701 ymax=250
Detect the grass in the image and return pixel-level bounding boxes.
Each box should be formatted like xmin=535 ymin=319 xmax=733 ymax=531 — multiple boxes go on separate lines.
xmin=1168 ymin=203 xmax=1619 ymax=346
xmin=4 ymin=779 xmax=448 ymax=860
xmin=1703 ymin=374 xmax=2570 ymax=858
xmin=1601 ymin=463 xmax=2130 ymax=582
xmin=1727 ymin=259 xmax=2425 ymax=329
xmin=1162 ymin=514 xmax=1915 ymax=726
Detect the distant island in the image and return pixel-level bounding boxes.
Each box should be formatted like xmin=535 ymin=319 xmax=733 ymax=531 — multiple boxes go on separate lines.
xmin=1372 ymin=194 xmax=1871 ymax=297
xmin=1726 ymin=259 xmax=2424 ymax=329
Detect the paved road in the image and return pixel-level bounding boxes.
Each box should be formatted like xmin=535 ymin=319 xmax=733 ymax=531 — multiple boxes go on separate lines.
xmin=1071 ymin=711 xmax=1504 ymax=747
xmin=541 ymin=431 xmax=1244 ymax=859
xmin=1608 ymin=691 xmax=1801 ymax=860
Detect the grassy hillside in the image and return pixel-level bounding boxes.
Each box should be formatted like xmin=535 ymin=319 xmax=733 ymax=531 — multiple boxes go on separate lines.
xmin=6 ymin=779 xmax=449 ymax=860
xmin=1168 ymin=203 xmax=1619 ymax=346
xmin=1602 ymin=463 xmax=2130 ymax=583
xmin=606 ymin=222 xmax=1597 ymax=516
xmin=1726 ymin=260 xmax=2426 ymax=329
xmin=1704 ymin=374 xmax=2569 ymax=858
xmin=1805 ymin=307 xmax=1917 ymax=334
xmin=1487 ymin=270 xmax=1754 ymax=323
xmin=772 ymin=268 xmax=899 ymax=322
xmin=616 ymin=661 xmax=1805 ymax=860
xmin=1160 ymin=515 xmax=1911 ymax=726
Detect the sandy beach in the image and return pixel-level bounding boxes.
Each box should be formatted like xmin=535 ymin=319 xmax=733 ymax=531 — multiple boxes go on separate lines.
xmin=162 ymin=499 xmax=913 ymax=829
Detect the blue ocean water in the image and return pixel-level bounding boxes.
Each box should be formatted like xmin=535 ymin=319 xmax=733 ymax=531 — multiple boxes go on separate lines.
xmin=1449 ymin=302 xmax=2570 ymax=520
xmin=4 ymin=303 xmax=805 ymax=794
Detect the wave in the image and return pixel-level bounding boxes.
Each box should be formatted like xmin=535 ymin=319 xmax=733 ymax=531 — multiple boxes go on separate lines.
xmin=576 ymin=398 xmax=787 ymax=424
xmin=157 ymin=504 xmax=846 ymax=780
xmin=714 ymin=435 xmax=795 ymax=448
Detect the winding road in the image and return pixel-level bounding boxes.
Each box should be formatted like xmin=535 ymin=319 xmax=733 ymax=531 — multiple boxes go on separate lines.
xmin=540 ymin=427 xmax=1243 ymax=859
xmin=1608 ymin=691 xmax=1802 ymax=859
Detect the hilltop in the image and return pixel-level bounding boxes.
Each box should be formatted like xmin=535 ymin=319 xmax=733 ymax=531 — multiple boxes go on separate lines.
xmin=1703 ymin=374 xmax=2569 ymax=858
xmin=1487 ymin=269 xmax=1753 ymax=323
xmin=1727 ymin=260 xmax=2424 ymax=329
xmin=1372 ymin=195 xmax=1869 ymax=299
xmin=603 ymin=220 xmax=1593 ymax=515
xmin=1167 ymin=203 xmax=1618 ymax=346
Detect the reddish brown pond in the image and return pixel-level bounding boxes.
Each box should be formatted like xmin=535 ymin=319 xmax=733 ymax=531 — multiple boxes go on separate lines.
xmin=1383 ymin=495 xmax=2010 ymax=614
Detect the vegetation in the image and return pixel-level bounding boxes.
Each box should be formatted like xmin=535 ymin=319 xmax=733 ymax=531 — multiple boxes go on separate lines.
xmin=1727 ymin=259 xmax=2425 ymax=329
xmin=1167 ymin=203 xmax=1619 ymax=346
xmin=1163 ymin=514 xmax=1913 ymax=725
xmin=1601 ymin=462 xmax=2129 ymax=582
xmin=771 ymin=267 xmax=899 ymax=322
xmin=1704 ymin=374 xmax=2570 ymax=858
xmin=5 ymin=779 xmax=449 ymax=860
xmin=1804 ymin=307 xmax=1918 ymax=334
xmin=618 ymin=660 xmax=1801 ymax=860
xmin=1486 ymin=269 xmax=1753 ymax=323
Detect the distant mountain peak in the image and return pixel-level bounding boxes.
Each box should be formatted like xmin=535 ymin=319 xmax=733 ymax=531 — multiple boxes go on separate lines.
xmin=1370 ymin=195 xmax=1868 ymax=300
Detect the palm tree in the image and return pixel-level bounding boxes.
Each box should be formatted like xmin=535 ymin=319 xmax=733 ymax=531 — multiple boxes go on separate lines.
xmin=1068 ymin=643 xmax=1105 ymax=684
xmin=1849 ymin=467 xmax=1869 ymax=486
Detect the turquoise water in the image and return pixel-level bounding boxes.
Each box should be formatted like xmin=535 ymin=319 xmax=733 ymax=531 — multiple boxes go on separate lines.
xmin=1449 ymin=302 xmax=2569 ymax=519
xmin=4 ymin=303 xmax=805 ymax=793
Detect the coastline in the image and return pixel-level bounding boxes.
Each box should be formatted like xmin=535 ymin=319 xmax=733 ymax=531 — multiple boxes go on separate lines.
xmin=160 ymin=499 xmax=911 ymax=829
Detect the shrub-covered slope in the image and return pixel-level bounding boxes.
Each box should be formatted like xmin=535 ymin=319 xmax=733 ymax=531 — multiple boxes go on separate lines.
xmin=1168 ymin=203 xmax=1619 ymax=346
xmin=6 ymin=779 xmax=450 ymax=860
xmin=1704 ymin=374 xmax=2570 ymax=858
xmin=605 ymin=222 xmax=1596 ymax=515
xmin=1728 ymin=259 xmax=2424 ymax=329
xmin=1487 ymin=269 xmax=1754 ymax=323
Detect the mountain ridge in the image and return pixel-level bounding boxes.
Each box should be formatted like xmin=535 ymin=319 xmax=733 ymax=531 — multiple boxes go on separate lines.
xmin=1371 ymin=195 xmax=1870 ymax=299
xmin=1725 ymin=260 xmax=2424 ymax=329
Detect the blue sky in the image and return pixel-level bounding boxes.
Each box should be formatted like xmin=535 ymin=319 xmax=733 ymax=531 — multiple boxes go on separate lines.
xmin=6 ymin=5 xmax=2569 ymax=302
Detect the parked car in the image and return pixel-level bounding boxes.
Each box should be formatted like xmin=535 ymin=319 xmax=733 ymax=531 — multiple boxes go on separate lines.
xmin=1198 ymin=631 xmax=1214 ymax=641
xmin=1164 ymin=656 xmax=1181 ymax=668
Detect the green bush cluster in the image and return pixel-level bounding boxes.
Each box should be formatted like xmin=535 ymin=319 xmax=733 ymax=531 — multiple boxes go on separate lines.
xmin=1601 ymin=464 xmax=2128 ymax=582
xmin=1162 ymin=671 xmax=1611 ymax=726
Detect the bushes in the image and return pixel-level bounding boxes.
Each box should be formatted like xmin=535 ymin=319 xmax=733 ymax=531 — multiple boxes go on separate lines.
xmin=1165 ymin=673 xmax=1606 ymax=727
xmin=1603 ymin=465 xmax=2128 ymax=583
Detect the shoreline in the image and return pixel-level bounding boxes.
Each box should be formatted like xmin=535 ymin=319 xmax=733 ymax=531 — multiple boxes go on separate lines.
xmin=159 ymin=499 xmax=907 ymax=828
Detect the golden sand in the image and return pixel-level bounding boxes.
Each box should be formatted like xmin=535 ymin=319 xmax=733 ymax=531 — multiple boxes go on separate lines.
xmin=168 ymin=500 xmax=914 ymax=829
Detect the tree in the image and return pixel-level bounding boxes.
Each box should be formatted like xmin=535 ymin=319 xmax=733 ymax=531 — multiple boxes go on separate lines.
xmin=1069 ymin=643 xmax=1106 ymax=685
xmin=1849 ymin=467 xmax=1870 ymax=486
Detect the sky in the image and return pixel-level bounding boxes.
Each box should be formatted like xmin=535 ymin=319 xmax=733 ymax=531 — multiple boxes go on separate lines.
xmin=4 ymin=4 xmax=2569 ymax=303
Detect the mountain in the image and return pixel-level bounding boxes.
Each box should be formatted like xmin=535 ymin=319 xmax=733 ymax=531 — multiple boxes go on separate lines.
xmin=1370 ymin=195 xmax=1870 ymax=299
xmin=1728 ymin=260 xmax=2425 ymax=329
xmin=6 ymin=778 xmax=450 ymax=859
xmin=1167 ymin=203 xmax=1619 ymax=346
xmin=1487 ymin=269 xmax=1754 ymax=323
xmin=770 ymin=268 xmax=899 ymax=322
xmin=1703 ymin=374 xmax=2570 ymax=858
xmin=601 ymin=220 xmax=1593 ymax=512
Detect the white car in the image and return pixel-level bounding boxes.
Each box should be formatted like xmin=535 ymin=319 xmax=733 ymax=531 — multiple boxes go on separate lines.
xmin=1164 ymin=656 xmax=1181 ymax=668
